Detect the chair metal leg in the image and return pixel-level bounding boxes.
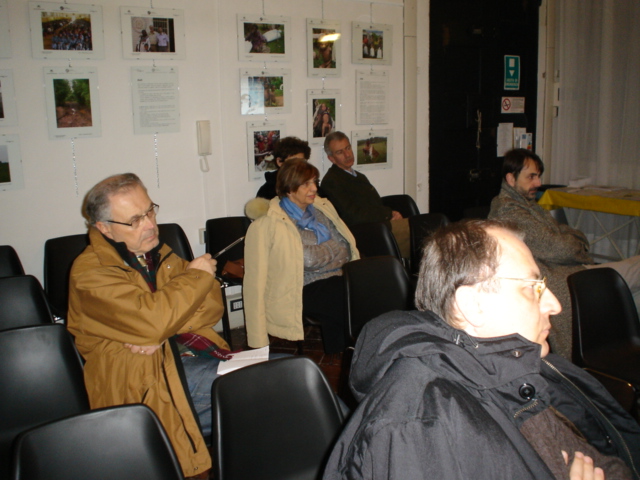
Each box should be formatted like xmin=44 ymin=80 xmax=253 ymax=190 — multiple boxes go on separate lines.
xmin=219 ymin=285 xmax=233 ymax=350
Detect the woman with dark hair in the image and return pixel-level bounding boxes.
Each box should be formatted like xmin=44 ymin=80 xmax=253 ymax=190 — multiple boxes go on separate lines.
xmin=244 ymin=158 xmax=359 ymax=354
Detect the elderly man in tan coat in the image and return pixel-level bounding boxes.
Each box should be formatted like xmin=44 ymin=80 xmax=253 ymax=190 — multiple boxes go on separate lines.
xmin=68 ymin=173 xmax=229 ymax=478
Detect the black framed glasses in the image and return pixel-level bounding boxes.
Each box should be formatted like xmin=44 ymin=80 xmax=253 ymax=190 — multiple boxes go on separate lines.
xmin=107 ymin=204 xmax=159 ymax=229
xmin=494 ymin=276 xmax=547 ymax=301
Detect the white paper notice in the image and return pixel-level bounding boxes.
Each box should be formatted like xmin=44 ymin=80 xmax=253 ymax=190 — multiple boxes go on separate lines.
xmin=497 ymin=123 xmax=514 ymax=157
xmin=131 ymin=66 xmax=180 ymax=134
xmin=217 ymin=346 xmax=270 ymax=375
xmin=356 ymin=70 xmax=389 ymax=125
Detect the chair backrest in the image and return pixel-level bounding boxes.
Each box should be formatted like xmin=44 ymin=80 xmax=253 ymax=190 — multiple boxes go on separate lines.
xmin=343 ymin=256 xmax=413 ymax=344
xmin=462 ymin=205 xmax=490 ymax=220
xmin=408 ymin=213 xmax=450 ymax=274
xmin=205 ymin=216 xmax=251 ymax=278
xmin=0 ymin=275 xmax=54 ymax=331
xmin=43 ymin=233 xmax=89 ymax=319
xmin=0 ymin=324 xmax=89 ymax=479
xmin=567 ymin=267 xmax=640 ymax=366
xmin=158 ymin=223 xmax=194 ymax=261
xmin=211 ymin=356 xmax=344 ymax=480
xmin=11 ymin=404 xmax=184 ymax=480
xmin=0 ymin=246 xmax=24 ymax=278
xmin=381 ymin=194 xmax=420 ymax=218
xmin=349 ymin=221 xmax=402 ymax=261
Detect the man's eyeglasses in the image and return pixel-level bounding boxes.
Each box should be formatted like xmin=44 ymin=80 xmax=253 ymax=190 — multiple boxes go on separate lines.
xmin=331 ymin=145 xmax=352 ymax=156
xmin=494 ymin=276 xmax=547 ymax=301
xmin=107 ymin=204 xmax=159 ymax=229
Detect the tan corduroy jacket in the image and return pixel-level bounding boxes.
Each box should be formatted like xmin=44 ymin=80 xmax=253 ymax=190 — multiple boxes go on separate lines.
xmin=67 ymin=227 xmax=227 ymax=477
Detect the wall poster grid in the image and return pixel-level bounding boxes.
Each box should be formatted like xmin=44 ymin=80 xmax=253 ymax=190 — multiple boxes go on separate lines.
xmin=0 ymin=2 xmax=397 ymax=190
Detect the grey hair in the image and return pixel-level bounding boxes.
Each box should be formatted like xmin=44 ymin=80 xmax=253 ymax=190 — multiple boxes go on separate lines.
xmin=415 ymin=219 xmax=523 ymax=327
xmin=323 ymin=131 xmax=349 ymax=156
xmin=83 ymin=173 xmax=146 ymax=225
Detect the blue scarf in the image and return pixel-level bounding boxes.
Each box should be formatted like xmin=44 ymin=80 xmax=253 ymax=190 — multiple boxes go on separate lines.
xmin=280 ymin=197 xmax=331 ymax=244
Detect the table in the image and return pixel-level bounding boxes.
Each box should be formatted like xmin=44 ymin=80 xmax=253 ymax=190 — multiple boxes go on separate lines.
xmin=538 ymin=186 xmax=640 ymax=260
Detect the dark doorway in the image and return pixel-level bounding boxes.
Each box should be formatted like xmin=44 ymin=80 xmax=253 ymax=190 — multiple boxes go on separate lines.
xmin=429 ymin=0 xmax=540 ymax=221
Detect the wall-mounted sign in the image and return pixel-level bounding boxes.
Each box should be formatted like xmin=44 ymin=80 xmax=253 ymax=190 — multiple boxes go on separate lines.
xmin=501 ymin=96 xmax=525 ymax=114
xmin=504 ymin=55 xmax=520 ymax=90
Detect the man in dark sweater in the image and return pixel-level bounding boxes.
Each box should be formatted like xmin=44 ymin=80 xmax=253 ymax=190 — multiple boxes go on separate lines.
xmin=321 ymin=131 xmax=409 ymax=257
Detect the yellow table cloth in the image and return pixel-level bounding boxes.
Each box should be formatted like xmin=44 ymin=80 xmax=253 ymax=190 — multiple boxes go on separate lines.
xmin=539 ymin=187 xmax=640 ymax=217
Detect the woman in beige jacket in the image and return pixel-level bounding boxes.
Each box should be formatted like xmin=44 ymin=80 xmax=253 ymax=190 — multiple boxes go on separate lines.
xmin=244 ymin=159 xmax=359 ymax=353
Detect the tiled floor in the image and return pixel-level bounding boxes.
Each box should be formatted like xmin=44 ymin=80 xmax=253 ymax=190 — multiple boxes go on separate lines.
xmin=229 ymin=325 xmax=344 ymax=394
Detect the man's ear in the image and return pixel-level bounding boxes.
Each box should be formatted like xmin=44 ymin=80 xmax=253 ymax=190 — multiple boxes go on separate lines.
xmin=453 ymin=285 xmax=485 ymax=334
xmin=506 ymin=172 xmax=517 ymax=187
xmin=95 ymin=221 xmax=113 ymax=240
xmin=327 ymin=155 xmax=336 ymax=165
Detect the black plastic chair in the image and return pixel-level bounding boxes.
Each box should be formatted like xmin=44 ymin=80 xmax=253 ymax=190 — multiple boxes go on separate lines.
xmin=340 ymin=257 xmax=413 ymax=407
xmin=43 ymin=233 xmax=89 ymax=320
xmin=343 ymin=256 xmax=413 ymax=345
xmin=205 ymin=216 xmax=251 ymax=280
xmin=381 ymin=194 xmax=420 ymax=218
xmin=349 ymin=221 xmax=402 ymax=262
xmin=0 ymin=324 xmax=89 ymax=480
xmin=408 ymin=213 xmax=450 ymax=275
xmin=0 ymin=246 xmax=25 ymax=278
xmin=11 ymin=404 xmax=184 ymax=480
xmin=158 ymin=223 xmax=194 ymax=261
xmin=568 ymin=267 xmax=640 ymax=417
xmin=206 ymin=216 xmax=251 ymax=349
xmin=211 ymin=356 xmax=344 ymax=480
xmin=0 ymin=275 xmax=54 ymax=331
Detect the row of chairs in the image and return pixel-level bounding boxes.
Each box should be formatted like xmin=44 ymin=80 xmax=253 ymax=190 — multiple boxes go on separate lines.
xmin=6 ymin=268 xmax=637 ymax=478
xmin=0 ymin=193 xmax=434 ymax=324
xmin=0 ymin=321 xmax=344 ymax=480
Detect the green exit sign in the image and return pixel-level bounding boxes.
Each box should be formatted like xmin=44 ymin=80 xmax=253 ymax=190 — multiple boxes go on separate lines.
xmin=504 ymin=55 xmax=520 ymax=90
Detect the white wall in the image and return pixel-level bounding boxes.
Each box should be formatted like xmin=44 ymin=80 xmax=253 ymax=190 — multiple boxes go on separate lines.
xmin=1 ymin=0 xmax=419 ymax=282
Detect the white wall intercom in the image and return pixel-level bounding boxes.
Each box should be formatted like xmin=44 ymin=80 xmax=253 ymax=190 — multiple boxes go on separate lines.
xmin=196 ymin=120 xmax=212 ymax=155
xmin=196 ymin=120 xmax=211 ymax=172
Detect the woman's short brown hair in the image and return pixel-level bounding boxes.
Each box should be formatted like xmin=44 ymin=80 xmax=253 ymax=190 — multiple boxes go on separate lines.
xmin=276 ymin=158 xmax=320 ymax=198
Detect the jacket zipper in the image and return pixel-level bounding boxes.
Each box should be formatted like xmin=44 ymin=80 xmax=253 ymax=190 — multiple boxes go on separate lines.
xmin=542 ymin=358 xmax=639 ymax=478
xmin=513 ymin=399 xmax=539 ymax=419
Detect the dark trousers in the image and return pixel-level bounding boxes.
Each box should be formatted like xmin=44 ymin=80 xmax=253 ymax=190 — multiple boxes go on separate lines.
xmin=302 ymin=275 xmax=346 ymax=354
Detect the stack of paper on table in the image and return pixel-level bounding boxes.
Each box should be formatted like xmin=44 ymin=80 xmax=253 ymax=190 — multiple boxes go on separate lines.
xmin=217 ymin=346 xmax=269 ymax=375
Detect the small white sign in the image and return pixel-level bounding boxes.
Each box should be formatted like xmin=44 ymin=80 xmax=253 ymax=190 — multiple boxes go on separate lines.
xmin=501 ymin=96 xmax=525 ymax=114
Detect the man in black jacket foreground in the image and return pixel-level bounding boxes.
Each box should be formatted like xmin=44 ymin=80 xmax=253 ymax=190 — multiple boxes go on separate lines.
xmin=324 ymin=219 xmax=640 ymax=480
